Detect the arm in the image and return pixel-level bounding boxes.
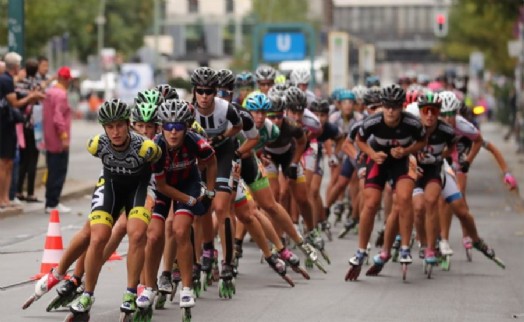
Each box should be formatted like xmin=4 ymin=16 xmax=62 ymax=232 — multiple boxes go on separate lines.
xmin=156 ymin=175 xmax=194 ymax=205
xmin=291 ymin=134 xmax=307 ymax=164
xmin=484 ymin=141 xmax=509 ymax=173
xmin=237 ymin=134 xmax=259 ymax=158
xmin=5 ymin=91 xmax=38 ymax=108
xmin=53 ymin=93 xmax=69 ymax=144
xmin=465 ymin=133 xmax=483 ymax=165
xmin=342 ymin=138 xmax=358 ymax=159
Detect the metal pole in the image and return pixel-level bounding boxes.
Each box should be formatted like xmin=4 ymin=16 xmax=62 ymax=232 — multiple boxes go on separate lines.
xmin=153 ymin=0 xmax=161 ymax=74
xmin=96 ymin=0 xmax=106 ymax=58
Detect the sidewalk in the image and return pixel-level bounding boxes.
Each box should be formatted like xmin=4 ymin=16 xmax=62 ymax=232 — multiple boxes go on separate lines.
xmin=481 ymin=122 xmax=524 ymax=200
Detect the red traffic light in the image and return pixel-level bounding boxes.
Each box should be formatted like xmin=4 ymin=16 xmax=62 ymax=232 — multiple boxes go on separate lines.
xmin=436 ymin=14 xmax=446 ymax=25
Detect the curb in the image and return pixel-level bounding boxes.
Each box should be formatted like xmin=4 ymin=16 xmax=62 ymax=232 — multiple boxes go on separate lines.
xmin=0 ymin=181 xmax=94 ymax=220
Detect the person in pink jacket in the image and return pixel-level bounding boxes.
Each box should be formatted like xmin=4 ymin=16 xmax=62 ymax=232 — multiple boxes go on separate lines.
xmin=42 ymin=66 xmax=72 ymax=213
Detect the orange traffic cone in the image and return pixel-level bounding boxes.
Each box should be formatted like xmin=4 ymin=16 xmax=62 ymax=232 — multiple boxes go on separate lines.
xmin=108 ymin=251 xmax=122 ymax=261
xmin=32 ymin=210 xmax=64 ymax=280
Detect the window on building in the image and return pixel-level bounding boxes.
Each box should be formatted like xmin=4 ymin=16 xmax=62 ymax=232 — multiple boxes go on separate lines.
xmin=226 ymin=0 xmax=234 ymax=13
xmin=188 ymin=0 xmax=199 ymax=13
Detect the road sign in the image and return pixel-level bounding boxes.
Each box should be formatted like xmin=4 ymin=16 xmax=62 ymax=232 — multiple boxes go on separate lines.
xmin=262 ymin=32 xmax=306 ymax=62
xmin=117 ymin=63 xmax=154 ymax=104
xmin=328 ymin=31 xmax=349 ymax=93
xmin=8 ymin=0 xmax=25 ymax=58
xmin=359 ymin=44 xmax=375 ymax=74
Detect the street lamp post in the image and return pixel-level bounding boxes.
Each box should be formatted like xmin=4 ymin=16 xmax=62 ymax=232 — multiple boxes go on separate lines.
xmin=96 ymin=0 xmax=107 ymax=59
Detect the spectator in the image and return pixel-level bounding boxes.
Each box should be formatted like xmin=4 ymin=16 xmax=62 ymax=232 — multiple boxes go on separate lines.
xmin=16 ymin=58 xmax=42 ymax=203
xmin=36 ymin=56 xmax=54 ymax=89
xmin=42 ymin=66 xmax=72 ymax=213
xmin=0 ymin=52 xmax=44 ymax=211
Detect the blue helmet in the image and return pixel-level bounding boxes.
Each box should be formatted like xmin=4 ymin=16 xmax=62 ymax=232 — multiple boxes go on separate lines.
xmin=330 ymin=87 xmax=344 ymax=101
xmin=338 ymin=89 xmax=356 ymax=101
xmin=365 ymin=75 xmax=381 ymax=88
xmin=245 ymin=92 xmax=272 ymax=111
xmin=235 ymin=72 xmax=255 ymax=88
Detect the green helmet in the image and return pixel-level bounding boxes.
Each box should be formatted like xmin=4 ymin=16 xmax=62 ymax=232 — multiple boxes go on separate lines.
xmin=98 ymin=99 xmax=131 ymax=125
xmin=135 ymin=89 xmax=164 ymax=106
xmin=132 ymin=102 xmax=158 ymax=123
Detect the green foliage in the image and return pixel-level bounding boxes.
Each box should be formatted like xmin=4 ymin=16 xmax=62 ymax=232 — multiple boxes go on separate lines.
xmin=436 ymin=0 xmax=521 ymax=76
xmin=1 ymin=0 xmax=153 ymax=61
xmin=169 ymin=77 xmax=191 ymax=91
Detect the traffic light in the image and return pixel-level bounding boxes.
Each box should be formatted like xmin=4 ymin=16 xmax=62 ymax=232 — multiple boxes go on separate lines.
xmin=434 ymin=12 xmax=448 ymax=37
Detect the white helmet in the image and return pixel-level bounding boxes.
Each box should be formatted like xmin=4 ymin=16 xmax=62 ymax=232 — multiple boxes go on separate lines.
xmin=439 ymin=91 xmax=460 ymax=113
xmin=352 ymin=85 xmax=367 ymax=101
xmin=405 ymin=102 xmax=420 ymax=118
xmin=290 ymin=68 xmax=311 ymax=85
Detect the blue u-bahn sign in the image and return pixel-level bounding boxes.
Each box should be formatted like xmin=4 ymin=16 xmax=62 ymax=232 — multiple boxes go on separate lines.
xmin=262 ymin=32 xmax=306 ymax=62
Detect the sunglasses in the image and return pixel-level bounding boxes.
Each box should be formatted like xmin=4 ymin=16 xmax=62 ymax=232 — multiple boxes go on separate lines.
xmin=267 ymin=113 xmax=284 ymax=120
xmin=383 ymin=105 xmax=402 ymax=110
xmin=419 ymin=106 xmax=441 ymax=116
xmin=162 ymin=122 xmax=186 ymax=132
xmin=195 ymin=88 xmax=216 ymax=96
xmin=367 ymin=104 xmax=382 ymax=111
xmin=217 ymin=89 xmax=234 ymax=98
xmin=440 ymin=111 xmax=457 ymax=117
xmin=258 ymin=82 xmax=273 ymax=87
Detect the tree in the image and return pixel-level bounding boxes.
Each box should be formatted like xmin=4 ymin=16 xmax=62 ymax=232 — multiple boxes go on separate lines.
xmin=436 ymin=0 xmax=521 ymax=76
xmin=0 ymin=0 xmax=153 ymax=62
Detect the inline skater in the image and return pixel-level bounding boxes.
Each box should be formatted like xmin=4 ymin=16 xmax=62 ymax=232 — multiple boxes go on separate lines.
xmin=346 ymin=84 xmax=426 ymax=281
xmin=233 ymin=72 xmax=255 ymax=106
xmin=255 ymin=65 xmax=276 ymax=95
xmin=153 ymin=98 xmax=217 ymax=309
xmin=191 ymin=67 xmax=243 ymax=297
xmin=289 ymin=67 xmax=316 ymax=106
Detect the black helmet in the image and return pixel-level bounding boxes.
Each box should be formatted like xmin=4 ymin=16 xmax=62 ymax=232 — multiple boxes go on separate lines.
xmin=363 ymin=88 xmax=382 ymax=107
xmin=309 ymin=99 xmax=330 ymax=114
xmin=267 ymin=86 xmax=286 ymax=112
xmin=190 ymin=67 xmax=219 ymax=87
xmin=217 ymin=69 xmax=236 ymax=90
xmin=380 ymin=84 xmax=405 ymax=106
xmin=155 ymin=84 xmax=179 ymax=100
xmin=284 ymin=86 xmax=307 ymax=112
xmin=98 ymin=99 xmax=130 ymax=125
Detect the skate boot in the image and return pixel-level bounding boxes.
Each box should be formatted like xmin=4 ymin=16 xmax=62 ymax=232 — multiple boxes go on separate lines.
xmin=391 ymin=235 xmax=401 ymax=262
xmin=169 ymin=265 xmax=181 ymax=303
xmin=439 ymin=240 xmax=453 ymax=271
xmin=218 ymin=262 xmax=235 ymax=299
xmin=155 ymin=272 xmax=171 ymax=309
xmin=366 ymin=250 xmax=391 ymax=276
xmin=473 ymin=239 xmax=505 ymax=269
xmin=463 ymin=236 xmax=473 ymax=262
xmin=180 ymin=287 xmax=194 ymax=322
xmin=306 ymin=229 xmax=330 ymax=265
xmin=338 ymin=217 xmax=359 ymax=239
xmin=232 ymin=244 xmax=242 ymax=278
xmin=375 ymin=229 xmax=385 ymax=248
xmin=345 ymin=249 xmax=367 ymax=281
xmin=333 ymin=202 xmax=344 ymax=225
xmin=418 ymin=245 xmax=426 ymax=259
xmin=119 ymin=291 xmax=137 ymax=321
xmin=278 ymin=247 xmax=310 ymax=280
xmin=298 ymin=241 xmax=327 ymax=273
xmin=64 ymin=293 xmax=93 ymax=322
xmin=46 ymin=276 xmax=83 ymax=312
xmin=320 ymin=220 xmax=333 ymax=242
xmin=212 ymin=249 xmax=220 ymax=282
xmin=22 ymin=267 xmax=64 ymax=310
xmin=265 ymin=253 xmax=295 ymax=286
xmin=424 ymin=248 xmax=438 ymax=278
xmin=136 ymin=287 xmax=155 ymax=321
xmin=201 ymin=248 xmax=215 ymax=285
xmin=399 ymin=247 xmax=412 ymax=281
xmin=192 ymin=264 xmax=202 ymax=297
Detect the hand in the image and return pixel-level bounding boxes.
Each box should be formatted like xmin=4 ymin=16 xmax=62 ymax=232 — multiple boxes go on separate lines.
xmin=285 ymin=163 xmax=298 ymax=180
xmin=209 ymin=135 xmax=225 ymax=147
xmin=504 ymin=172 xmax=518 ymax=190
xmin=328 ymin=155 xmax=339 ymax=167
xmin=371 ymin=151 xmax=388 ymax=165
xmin=62 ymin=140 xmax=70 ymax=151
xmin=186 ymin=196 xmax=197 ymax=207
xmin=459 ymin=160 xmax=470 ymax=173
xmin=260 ymin=153 xmax=271 ymax=166
xmin=390 ymin=146 xmax=406 ymax=159
xmin=231 ymin=160 xmax=241 ymax=180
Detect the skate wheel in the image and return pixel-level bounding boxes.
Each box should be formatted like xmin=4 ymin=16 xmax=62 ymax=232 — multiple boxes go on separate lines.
xmin=181 ymin=307 xmax=191 ymax=322
xmin=169 ymin=285 xmax=177 ymax=303
xmin=493 ymin=257 xmax=506 ymax=269
xmin=315 ymin=260 xmax=328 ymax=274
xmin=466 ymin=249 xmax=472 ymax=262
xmin=402 ymin=264 xmax=407 ymax=281
xmin=298 ymin=267 xmax=310 ymax=280
xmin=119 ymin=311 xmax=133 ymax=322
xmin=156 ymin=293 xmax=167 ymax=309
xmin=22 ymin=295 xmax=37 ymax=310
xmin=65 ymin=312 xmax=90 ymax=322
xmin=282 ymin=275 xmax=295 ymax=287
xmin=426 ymin=264 xmax=433 ymax=279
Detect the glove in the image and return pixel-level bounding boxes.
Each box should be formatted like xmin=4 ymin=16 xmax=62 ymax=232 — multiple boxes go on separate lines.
xmin=285 ymin=163 xmax=298 ymax=180
xmin=504 ymin=172 xmax=518 ymax=190
xmin=459 ymin=160 xmax=470 ymax=173
xmin=328 ymin=155 xmax=339 ymax=167
xmin=209 ymin=135 xmax=225 ymax=147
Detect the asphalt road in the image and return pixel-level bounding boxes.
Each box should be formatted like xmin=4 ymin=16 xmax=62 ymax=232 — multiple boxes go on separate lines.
xmin=1 ymin=122 xmax=523 ymax=322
